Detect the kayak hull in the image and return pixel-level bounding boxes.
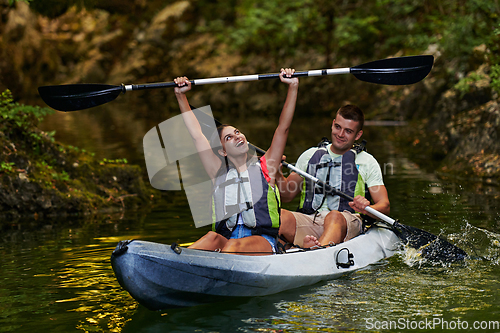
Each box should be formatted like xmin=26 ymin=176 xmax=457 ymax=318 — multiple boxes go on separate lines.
xmin=111 ymin=226 xmax=399 ymax=310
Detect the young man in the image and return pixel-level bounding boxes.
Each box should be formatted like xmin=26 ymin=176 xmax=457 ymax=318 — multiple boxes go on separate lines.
xmin=277 ymin=105 xmax=390 ymax=248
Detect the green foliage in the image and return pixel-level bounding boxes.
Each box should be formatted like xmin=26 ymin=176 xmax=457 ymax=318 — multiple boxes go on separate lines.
xmin=51 ymin=171 xmax=70 ymax=182
xmin=0 ymin=162 xmax=16 ymax=174
xmin=196 ymin=0 xmax=500 ymax=68
xmin=0 ymin=90 xmax=55 ymax=132
xmin=454 ymin=72 xmax=487 ymax=98
xmin=229 ymin=0 xmax=324 ymax=57
xmin=374 ymin=0 xmax=499 ymax=61
xmin=490 ymin=64 xmax=500 ymax=95
xmin=99 ymin=158 xmax=128 ymax=165
xmin=441 ymin=14 xmax=486 ymax=59
xmin=334 ymin=15 xmax=380 ymax=49
xmin=487 ymin=22 xmax=500 ymax=65
xmin=18 ymin=0 xmax=500 ymax=69
xmin=1 ymin=90 xmax=55 ymax=157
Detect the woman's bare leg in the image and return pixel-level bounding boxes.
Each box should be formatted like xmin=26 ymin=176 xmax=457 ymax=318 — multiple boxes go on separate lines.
xmin=188 ymin=231 xmax=228 ymax=251
xmin=222 ymin=236 xmax=273 ymax=256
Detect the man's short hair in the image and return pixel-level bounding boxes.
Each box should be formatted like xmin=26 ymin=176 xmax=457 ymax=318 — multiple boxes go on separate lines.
xmin=336 ymin=105 xmax=364 ymax=131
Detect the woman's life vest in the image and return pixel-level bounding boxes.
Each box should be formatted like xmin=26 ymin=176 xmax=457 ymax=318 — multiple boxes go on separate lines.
xmin=298 ymin=141 xmax=370 ymax=215
xmin=211 ymin=157 xmax=281 ymax=239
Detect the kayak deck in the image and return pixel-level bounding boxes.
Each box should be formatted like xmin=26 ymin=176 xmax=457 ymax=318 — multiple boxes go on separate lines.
xmin=111 ymin=226 xmax=399 ymax=309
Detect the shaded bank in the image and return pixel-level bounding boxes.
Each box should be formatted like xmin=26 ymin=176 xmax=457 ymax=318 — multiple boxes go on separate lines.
xmin=378 ymin=58 xmax=500 ymax=184
xmin=0 ymin=90 xmax=156 ymax=219
xmin=1 ymin=1 xmax=500 ymax=187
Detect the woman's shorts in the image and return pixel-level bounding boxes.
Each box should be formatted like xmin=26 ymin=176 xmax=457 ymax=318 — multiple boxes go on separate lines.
xmin=230 ymin=224 xmax=278 ymax=253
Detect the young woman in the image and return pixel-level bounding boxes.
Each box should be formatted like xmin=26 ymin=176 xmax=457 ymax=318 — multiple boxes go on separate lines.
xmin=174 ymin=69 xmax=298 ymax=255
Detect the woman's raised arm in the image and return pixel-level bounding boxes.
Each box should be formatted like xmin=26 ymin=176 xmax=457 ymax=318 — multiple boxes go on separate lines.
xmin=264 ymin=69 xmax=299 ymax=186
xmin=174 ymin=77 xmax=222 ymax=179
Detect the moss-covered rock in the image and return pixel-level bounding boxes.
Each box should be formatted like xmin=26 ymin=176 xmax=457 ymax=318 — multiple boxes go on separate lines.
xmin=391 ymin=61 xmax=500 ymax=184
xmin=0 ymin=90 xmax=156 ymax=219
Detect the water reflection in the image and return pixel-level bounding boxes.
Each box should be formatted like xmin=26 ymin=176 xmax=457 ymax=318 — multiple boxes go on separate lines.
xmin=1 ymin=191 xmax=499 ymax=332
xmin=2 ymin=123 xmax=500 ymax=332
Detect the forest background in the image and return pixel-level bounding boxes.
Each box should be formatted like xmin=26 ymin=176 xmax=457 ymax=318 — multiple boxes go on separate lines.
xmin=1 ymin=0 xmax=500 ymax=215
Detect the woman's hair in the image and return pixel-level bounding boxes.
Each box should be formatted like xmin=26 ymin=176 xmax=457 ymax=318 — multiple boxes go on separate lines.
xmin=209 ymin=124 xmax=231 ymax=175
xmin=209 ymin=124 xmax=231 ymax=153
xmin=209 ymin=124 xmax=256 ymax=176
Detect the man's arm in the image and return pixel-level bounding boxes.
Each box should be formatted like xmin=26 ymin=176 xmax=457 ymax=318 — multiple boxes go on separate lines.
xmin=367 ymin=185 xmax=390 ymax=215
xmin=276 ymin=171 xmax=304 ymax=203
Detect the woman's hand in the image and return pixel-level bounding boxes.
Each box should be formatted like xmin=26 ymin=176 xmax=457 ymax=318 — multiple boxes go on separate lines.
xmin=174 ymin=76 xmax=192 ymax=95
xmin=279 ymin=68 xmax=299 ymax=87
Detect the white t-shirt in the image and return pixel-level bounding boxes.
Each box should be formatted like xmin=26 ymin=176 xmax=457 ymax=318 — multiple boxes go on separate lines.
xmin=295 ymin=143 xmax=384 ymax=211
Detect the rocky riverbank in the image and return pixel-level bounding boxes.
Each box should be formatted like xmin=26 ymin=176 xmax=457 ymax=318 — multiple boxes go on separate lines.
xmin=0 ymin=90 xmax=156 ymax=220
xmin=1 ymin=1 xmax=499 ymax=190
xmin=379 ymin=54 xmax=500 ymax=185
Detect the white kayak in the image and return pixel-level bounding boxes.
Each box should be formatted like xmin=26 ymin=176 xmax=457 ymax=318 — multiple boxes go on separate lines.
xmin=111 ymin=225 xmax=400 ymax=310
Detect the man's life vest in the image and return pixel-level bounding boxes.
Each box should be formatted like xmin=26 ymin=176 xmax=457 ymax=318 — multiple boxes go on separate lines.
xmin=298 ymin=140 xmax=370 ymax=215
xmin=211 ymin=158 xmax=280 ymax=239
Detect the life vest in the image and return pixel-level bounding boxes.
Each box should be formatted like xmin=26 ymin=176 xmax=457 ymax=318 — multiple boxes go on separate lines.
xmin=211 ymin=158 xmax=280 ymax=239
xmin=298 ymin=140 xmax=369 ymax=215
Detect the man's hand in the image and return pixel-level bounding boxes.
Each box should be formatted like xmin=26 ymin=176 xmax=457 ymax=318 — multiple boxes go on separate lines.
xmin=348 ymin=195 xmax=370 ymax=215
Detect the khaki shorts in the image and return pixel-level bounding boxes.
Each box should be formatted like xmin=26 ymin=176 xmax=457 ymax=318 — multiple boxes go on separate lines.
xmin=292 ymin=210 xmax=363 ymax=247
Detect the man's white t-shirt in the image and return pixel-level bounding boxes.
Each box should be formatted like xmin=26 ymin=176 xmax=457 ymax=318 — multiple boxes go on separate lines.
xmin=294 ymin=143 xmax=384 ymax=212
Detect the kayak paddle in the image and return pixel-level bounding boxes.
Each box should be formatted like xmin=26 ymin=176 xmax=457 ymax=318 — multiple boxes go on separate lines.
xmin=281 ymin=160 xmax=468 ymax=262
xmin=192 ymin=109 xmax=467 ymax=263
xmin=38 ymin=55 xmax=433 ymax=112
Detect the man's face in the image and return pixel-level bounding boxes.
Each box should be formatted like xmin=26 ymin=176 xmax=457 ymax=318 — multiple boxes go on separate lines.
xmin=330 ymin=114 xmax=363 ymax=154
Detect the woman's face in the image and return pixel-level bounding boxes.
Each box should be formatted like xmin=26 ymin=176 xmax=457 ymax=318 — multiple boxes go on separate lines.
xmin=218 ymin=126 xmax=249 ymax=157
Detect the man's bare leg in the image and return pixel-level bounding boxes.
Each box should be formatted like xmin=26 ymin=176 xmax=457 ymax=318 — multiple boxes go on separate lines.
xmin=303 ymin=210 xmax=347 ymax=247
xmin=278 ymin=209 xmax=297 ymax=247
xmin=318 ymin=210 xmax=347 ymax=245
xmin=303 ymin=235 xmax=321 ymax=248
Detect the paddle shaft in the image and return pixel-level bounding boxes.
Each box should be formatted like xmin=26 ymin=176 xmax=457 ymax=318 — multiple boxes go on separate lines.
xmin=38 ymin=55 xmax=433 ymax=111
xmin=125 ymin=68 xmax=349 ymax=91
xmin=123 ymin=66 xmax=416 ymax=91
xmin=283 ymin=161 xmax=395 ymax=225
xmin=247 ymin=143 xmax=395 ymax=226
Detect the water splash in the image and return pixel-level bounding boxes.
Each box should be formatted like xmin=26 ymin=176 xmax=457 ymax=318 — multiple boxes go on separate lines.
xmin=400 ymin=244 xmax=427 ymax=267
xmin=451 ymin=222 xmax=500 ymax=264
xmin=399 ymin=221 xmax=500 ymax=268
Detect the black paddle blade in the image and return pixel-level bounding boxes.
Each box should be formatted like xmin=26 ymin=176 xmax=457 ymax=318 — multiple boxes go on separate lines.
xmin=38 ymin=84 xmax=123 ymax=111
xmin=351 ymin=55 xmax=434 ymax=85
xmin=392 ymin=221 xmax=467 ymax=262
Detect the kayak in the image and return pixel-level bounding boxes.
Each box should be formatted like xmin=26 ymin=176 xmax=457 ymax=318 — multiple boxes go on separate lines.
xmin=111 ymin=225 xmax=400 ymax=310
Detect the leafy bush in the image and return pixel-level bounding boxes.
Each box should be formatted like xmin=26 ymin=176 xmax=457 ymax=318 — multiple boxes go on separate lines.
xmin=0 ymin=90 xmax=54 ymax=133
xmin=453 ymin=73 xmax=488 ymax=98
xmin=491 ymin=64 xmax=500 ymax=95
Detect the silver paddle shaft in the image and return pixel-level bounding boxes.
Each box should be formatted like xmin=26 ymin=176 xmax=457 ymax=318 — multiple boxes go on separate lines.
xmin=282 ymin=161 xmax=395 ymax=226
xmin=123 ymin=68 xmax=351 ymax=91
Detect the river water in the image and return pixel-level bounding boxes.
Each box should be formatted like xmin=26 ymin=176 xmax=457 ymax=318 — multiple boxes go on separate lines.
xmin=2 ymin=102 xmax=500 ymax=332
